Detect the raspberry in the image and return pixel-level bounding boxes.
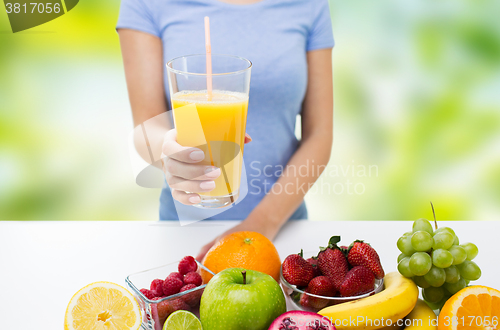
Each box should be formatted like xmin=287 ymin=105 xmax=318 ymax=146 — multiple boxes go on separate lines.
xmin=170 ymin=298 xmax=190 ymax=312
xmin=180 ymin=284 xmax=200 ymax=306
xmin=167 ymin=272 xmax=184 ymax=283
xmin=163 ymin=277 xmax=184 ymax=296
xmin=156 ymin=299 xmax=175 ymax=323
xmin=150 ymin=279 xmax=164 ymax=296
xmin=140 ymin=288 xmax=156 ymax=300
xmin=178 ymin=256 xmax=197 ymax=275
xmin=183 ymin=272 xmax=202 ymax=286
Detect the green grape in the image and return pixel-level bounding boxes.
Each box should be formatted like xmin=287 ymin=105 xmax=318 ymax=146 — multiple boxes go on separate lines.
xmin=424 ymin=265 xmax=446 ymax=287
xmin=444 ymin=277 xmax=466 ymax=295
xmin=453 ymin=235 xmax=460 ymax=245
xmin=434 ymin=227 xmax=456 ymax=237
xmin=411 ymin=231 xmax=433 ymax=252
xmin=461 ymin=243 xmax=479 ymax=260
xmin=449 ymin=245 xmax=467 ymax=265
xmin=432 ymin=232 xmax=454 ymax=250
xmin=435 ymin=296 xmax=451 ymax=311
xmin=444 ymin=265 xmax=461 ymax=283
xmin=398 ymin=253 xmax=409 ymax=263
xmin=413 ymin=275 xmax=431 ymax=289
xmin=432 ymin=249 xmax=454 ymax=268
xmin=397 ymin=235 xmax=416 ymax=255
xmin=457 ymin=260 xmax=481 ymax=281
xmin=398 ymin=257 xmax=414 ymax=278
xmin=413 ymin=218 xmax=434 ymax=235
xmin=403 ymin=231 xmax=413 ymax=237
xmin=423 ymin=286 xmax=445 ymax=303
xmin=465 ymin=280 xmax=470 ymax=286
xmin=409 ymin=252 xmax=432 ymax=276
xmin=424 ymin=299 xmax=445 ymax=311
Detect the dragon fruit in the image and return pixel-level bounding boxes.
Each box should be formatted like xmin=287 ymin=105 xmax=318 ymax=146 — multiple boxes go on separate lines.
xmin=268 ymin=311 xmax=335 ymax=330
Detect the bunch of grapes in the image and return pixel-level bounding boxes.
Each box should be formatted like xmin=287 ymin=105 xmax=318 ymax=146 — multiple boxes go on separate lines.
xmin=397 ymin=218 xmax=481 ymax=310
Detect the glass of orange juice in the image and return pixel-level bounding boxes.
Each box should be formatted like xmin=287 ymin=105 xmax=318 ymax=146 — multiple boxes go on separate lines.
xmin=166 ymin=54 xmax=252 ymax=208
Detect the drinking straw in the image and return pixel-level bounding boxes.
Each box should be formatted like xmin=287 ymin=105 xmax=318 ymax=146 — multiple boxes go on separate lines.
xmin=204 ymin=16 xmax=213 ymax=101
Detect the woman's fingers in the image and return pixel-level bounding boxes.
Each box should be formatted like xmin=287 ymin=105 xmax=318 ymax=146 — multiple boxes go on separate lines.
xmin=164 ymin=158 xmax=220 ymax=181
xmin=163 ymin=129 xmax=206 ymax=163
xmin=171 ymin=189 xmax=201 ymax=205
xmin=166 ymin=174 xmax=216 ymax=193
xmin=244 ymin=133 xmax=252 ymax=144
xmin=196 ymin=238 xmax=216 ymax=262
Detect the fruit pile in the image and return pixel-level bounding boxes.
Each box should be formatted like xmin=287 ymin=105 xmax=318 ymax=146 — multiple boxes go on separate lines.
xmin=282 ymin=236 xmax=384 ymax=310
xmin=397 ymin=218 xmax=481 ymax=309
xmin=139 ymin=256 xmax=204 ymax=326
xmin=318 ymin=272 xmax=421 ymax=330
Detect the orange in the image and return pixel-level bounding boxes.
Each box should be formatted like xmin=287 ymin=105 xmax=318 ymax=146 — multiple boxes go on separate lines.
xmin=438 ymin=285 xmax=500 ymax=330
xmin=64 ymin=281 xmax=141 ymax=330
xmin=201 ymin=231 xmax=281 ymax=283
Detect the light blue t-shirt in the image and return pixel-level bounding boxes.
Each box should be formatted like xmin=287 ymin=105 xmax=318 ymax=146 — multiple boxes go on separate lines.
xmin=117 ymin=0 xmax=334 ymax=220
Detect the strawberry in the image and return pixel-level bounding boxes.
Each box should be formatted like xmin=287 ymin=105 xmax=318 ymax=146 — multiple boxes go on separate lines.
xmin=306 ymin=276 xmax=336 ymax=309
xmin=307 ymin=257 xmax=322 ymax=277
xmin=317 ymin=236 xmax=349 ymax=291
xmin=299 ymin=292 xmax=311 ymax=308
xmin=340 ymin=266 xmax=375 ymax=297
xmin=282 ymin=250 xmax=316 ymax=286
xmin=347 ymin=241 xmax=385 ymax=279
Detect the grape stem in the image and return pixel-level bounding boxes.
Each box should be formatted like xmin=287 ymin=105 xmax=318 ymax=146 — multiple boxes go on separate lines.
xmin=430 ymin=201 xmax=438 ymax=229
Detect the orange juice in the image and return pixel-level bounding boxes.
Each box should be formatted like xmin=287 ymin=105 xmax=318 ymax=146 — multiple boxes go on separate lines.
xmin=172 ymin=90 xmax=248 ymax=198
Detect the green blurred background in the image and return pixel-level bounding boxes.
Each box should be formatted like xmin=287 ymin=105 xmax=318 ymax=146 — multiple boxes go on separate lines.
xmin=1 ymin=0 xmax=499 ymax=220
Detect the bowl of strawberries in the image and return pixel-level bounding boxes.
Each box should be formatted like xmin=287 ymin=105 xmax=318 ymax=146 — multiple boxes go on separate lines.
xmin=280 ymin=236 xmax=385 ymax=312
xmin=125 ymin=256 xmax=215 ymax=330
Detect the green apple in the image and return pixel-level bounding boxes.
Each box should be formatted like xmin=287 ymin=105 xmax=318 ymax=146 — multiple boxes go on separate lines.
xmin=200 ymin=268 xmax=286 ymax=330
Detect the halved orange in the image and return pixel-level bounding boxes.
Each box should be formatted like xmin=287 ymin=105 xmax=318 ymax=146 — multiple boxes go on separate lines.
xmin=64 ymin=281 xmax=141 ymax=330
xmin=438 ymin=285 xmax=500 ymax=330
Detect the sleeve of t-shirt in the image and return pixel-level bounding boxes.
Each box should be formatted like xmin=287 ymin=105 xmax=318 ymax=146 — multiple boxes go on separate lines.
xmin=306 ymin=0 xmax=335 ymax=51
xmin=116 ymin=0 xmax=160 ymax=37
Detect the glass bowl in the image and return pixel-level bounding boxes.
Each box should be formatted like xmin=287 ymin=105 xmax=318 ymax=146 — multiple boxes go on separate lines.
xmin=280 ymin=259 xmax=384 ymax=312
xmin=126 ymin=260 xmax=215 ymax=330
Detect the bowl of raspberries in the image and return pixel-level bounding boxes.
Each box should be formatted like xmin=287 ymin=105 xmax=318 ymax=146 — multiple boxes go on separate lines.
xmin=280 ymin=236 xmax=385 ymax=312
xmin=126 ymin=256 xmax=215 ymax=330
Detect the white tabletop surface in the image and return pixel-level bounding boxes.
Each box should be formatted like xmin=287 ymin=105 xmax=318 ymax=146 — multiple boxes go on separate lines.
xmin=1 ymin=220 xmax=499 ymax=329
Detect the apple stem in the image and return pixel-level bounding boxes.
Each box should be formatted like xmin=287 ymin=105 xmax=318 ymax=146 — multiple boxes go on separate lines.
xmin=242 ymin=270 xmax=247 ymax=285
xmin=430 ymin=201 xmax=438 ymax=229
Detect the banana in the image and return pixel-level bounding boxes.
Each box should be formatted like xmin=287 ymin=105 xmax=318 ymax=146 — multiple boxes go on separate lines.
xmin=402 ymin=299 xmax=437 ymax=330
xmin=318 ymin=272 xmax=419 ymax=330
xmin=377 ymin=320 xmax=405 ymax=330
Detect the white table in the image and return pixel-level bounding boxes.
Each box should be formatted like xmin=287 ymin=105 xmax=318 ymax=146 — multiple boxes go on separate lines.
xmin=1 ymin=221 xmax=498 ymax=329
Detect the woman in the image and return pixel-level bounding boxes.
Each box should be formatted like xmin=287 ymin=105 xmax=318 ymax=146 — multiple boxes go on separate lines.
xmin=117 ymin=0 xmax=334 ymax=260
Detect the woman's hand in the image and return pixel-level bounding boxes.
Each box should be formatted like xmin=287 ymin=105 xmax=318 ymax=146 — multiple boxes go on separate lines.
xmin=195 ymin=210 xmax=280 ymax=261
xmin=162 ymin=129 xmax=252 ymax=205
xmin=162 ymin=129 xmax=221 ymax=205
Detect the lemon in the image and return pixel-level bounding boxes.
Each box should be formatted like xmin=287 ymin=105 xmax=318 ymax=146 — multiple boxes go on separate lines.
xmin=64 ymin=281 xmax=141 ymax=330
xmin=163 ymin=310 xmax=202 ymax=330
